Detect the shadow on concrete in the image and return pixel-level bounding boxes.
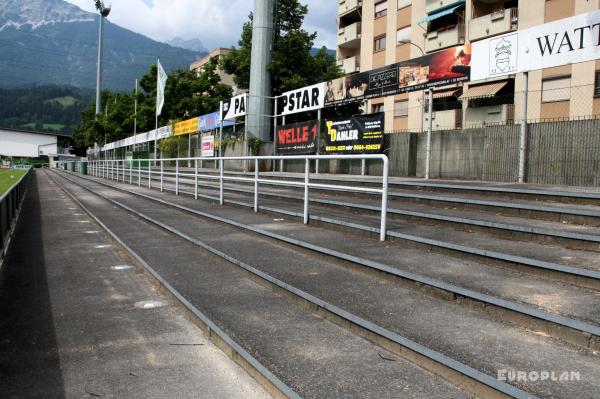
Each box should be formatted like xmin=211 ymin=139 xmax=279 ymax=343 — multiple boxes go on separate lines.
xmin=0 ymin=171 xmax=65 ymax=399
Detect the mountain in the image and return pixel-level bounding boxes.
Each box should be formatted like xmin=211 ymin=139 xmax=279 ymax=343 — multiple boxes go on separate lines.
xmin=0 ymin=0 xmax=207 ymax=91
xmin=0 ymin=84 xmax=93 ymax=136
xmin=166 ymin=37 xmax=207 ymax=53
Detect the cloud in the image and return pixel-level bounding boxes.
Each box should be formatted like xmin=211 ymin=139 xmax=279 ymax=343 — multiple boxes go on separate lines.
xmin=65 ymin=0 xmax=337 ymax=50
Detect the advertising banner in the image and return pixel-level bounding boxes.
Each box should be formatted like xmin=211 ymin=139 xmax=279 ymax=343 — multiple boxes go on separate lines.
xmin=173 ymin=117 xmax=199 ymax=136
xmin=324 ymin=44 xmax=471 ymax=107
xmin=156 ymin=125 xmax=172 ymax=139
xmin=200 ymin=134 xmax=215 ymax=157
xmin=221 ymin=93 xmax=248 ymax=120
xmin=324 ymin=113 xmax=384 ymax=154
xmin=471 ymin=10 xmax=600 ymax=81
xmin=278 ymin=83 xmax=326 ymax=116
xmin=198 ymin=111 xmax=235 ymax=131
xmin=276 ymin=120 xmax=319 ymax=155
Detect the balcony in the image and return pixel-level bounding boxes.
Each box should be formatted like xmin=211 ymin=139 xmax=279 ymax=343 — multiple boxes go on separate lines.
xmin=337 ymin=56 xmax=360 ymax=74
xmin=424 ymin=23 xmax=465 ymax=53
xmin=469 ymin=8 xmax=518 ymax=42
xmin=425 ymin=0 xmax=465 ymax=15
xmin=337 ymin=22 xmax=361 ymax=48
xmin=338 ymin=0 xmax=362 ymax=17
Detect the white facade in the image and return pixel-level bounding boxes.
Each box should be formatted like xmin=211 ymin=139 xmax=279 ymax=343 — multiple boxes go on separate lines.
xmin=0 ymin=129 xmax=59 ymax=157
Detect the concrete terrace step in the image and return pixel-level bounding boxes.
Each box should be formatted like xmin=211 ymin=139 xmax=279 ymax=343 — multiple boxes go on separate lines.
xmin=48 ymin=170 xmax=474 ymax=399
xmin=0 ymin=171 xmax=272 ymax=399
xmin=53 ymin=169 xmax=600 ymax=399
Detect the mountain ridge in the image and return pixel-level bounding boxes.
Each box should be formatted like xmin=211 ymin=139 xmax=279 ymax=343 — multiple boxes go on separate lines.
xmin=0 ymin=0 xmax=206 ymax=91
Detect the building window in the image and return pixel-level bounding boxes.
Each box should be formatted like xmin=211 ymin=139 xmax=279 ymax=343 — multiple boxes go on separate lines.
xmin=396 ymin=26 xmax=411 ymax=46
xmin=372 ymin=103 xmax=385 ymax=113
xmin=595 ymin=71 xmax=600 ymax=98
xmin=375 ymin=1 xmax=387 ymax=18
xmin=374 ymin=35 xmax=386 ymax=52
xmin=394 ymin=100 xmax=409 ymax=117
xmin=398 ymin=0 xmax=411 ymax=9
xmin=542 ymin=76 xmax=571 ymax=103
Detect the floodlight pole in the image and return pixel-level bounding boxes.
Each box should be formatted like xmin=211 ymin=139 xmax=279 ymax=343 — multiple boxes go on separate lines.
xmin=95 ymin=12 xmax=105 ymax=118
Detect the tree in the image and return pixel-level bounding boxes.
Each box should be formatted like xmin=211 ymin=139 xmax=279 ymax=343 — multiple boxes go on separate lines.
xmin=73 ymin=59 xmax=232 ymax=152
xmin=222 ymin=0 xmax=342 ymax=96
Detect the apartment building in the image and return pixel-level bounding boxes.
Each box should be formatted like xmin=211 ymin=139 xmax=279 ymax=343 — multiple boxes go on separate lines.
xmin=336 ymin=0 xmax=600 ymax=132
xmin=190 ymin=48 xmax=239 ymax=94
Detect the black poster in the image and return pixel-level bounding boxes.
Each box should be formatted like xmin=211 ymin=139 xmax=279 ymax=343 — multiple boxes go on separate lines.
xmin=276 ymin=120 xmax=318 ymax=155
xmin=324 ymin=44 xmax=471 ymax=107
xmin=324 ymin=113 xmax=384 ymax=154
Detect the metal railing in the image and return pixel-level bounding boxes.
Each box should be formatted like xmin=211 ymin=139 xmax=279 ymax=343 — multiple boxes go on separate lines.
xmin=1 ymin=168 xmax=31 ymax=263
xmin=60 ymin=155 xmax=390 ymax=241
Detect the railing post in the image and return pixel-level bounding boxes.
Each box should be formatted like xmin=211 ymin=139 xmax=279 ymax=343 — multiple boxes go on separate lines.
xmin=122 ymin=160 xmax=126 ymax=183
xmin=194 ymin=159 xmax=199 ymax=200
xmin=380 ymin=156 xmax=389 ymax=242
xmin=219 ymin=158 xmax=224 ymax=205
xmin=254 ymin=158 xmax=259 ymax=212
xmin=160 ymin=160 xmax=164 ymax=192
xmin=129 ymin=160 xmax=132 ymax=185
xmin=138 ymin=161 xmax=141 ymax=186
xmin=148 ymin=160 xmax=152 ymax=189
xmin=175 ymin=159 xmax=179 ymax=195
xmin=303 ymin=158 xmax=310 ymax=224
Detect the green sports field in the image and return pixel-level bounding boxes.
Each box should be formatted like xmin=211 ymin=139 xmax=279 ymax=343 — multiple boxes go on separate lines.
xmin=0 ymin=169 xmax=27 ymax=196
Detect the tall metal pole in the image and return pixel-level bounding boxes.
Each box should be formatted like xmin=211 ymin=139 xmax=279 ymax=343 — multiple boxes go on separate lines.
xmin=95 ymin=15 xmax=104 ymax=118
xmin=518 ymin=72 xmax=529 ymax=183
xmin=134 ymin=79 xmax=138 ymax=136
xmin=248 ymin=0 xmax=275 ymax=142
xmin=425 ymin=89 xmax=433 ymax=180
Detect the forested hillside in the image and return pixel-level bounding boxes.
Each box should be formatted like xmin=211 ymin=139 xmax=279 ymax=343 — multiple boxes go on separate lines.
xmin=0 ymin=85 xmax=93 ymax=135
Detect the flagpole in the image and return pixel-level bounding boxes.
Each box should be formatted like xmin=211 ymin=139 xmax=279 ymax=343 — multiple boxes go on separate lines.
xmin=154 ymin=58 xmax=159 ymax=163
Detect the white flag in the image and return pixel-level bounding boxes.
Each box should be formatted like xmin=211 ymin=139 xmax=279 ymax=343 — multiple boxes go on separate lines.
xmin=156 ymin=59 xmax=168 ymax=116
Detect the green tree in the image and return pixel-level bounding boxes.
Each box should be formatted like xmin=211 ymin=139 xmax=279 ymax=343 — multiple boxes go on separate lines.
xmin=222 ymin=0 xmax=342 ymax=96
xmin=73 ymin=59 xmax=232 ymax=152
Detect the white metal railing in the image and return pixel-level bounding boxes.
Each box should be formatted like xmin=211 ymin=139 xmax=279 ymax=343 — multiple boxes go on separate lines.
xmin=59 ymin=155 xmax=390 ymax=241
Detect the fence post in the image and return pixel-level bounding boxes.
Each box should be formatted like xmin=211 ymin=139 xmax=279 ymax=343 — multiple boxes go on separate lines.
xmin=303 ymin=158 xmax=309 ymax=224
xmin=254 ymin=158 xmax=259 ymax=212
xmin=160 ymin=160 xmax=163 ymax=192
xmin=148 ymin=160 xmax=152 ymax=189
xmin=194 ymin=159 xmax=199 ymax=200
xmin=219 ymin=158 xmax=224 ymax=205
xmin=129 ymin=161 xmax=132 ymax=185
xmin=138 ymin=161 xmax=141 ymax=186
xmin=175 ymin=159 xmax=179 ymax=195
xmin=380 ymin=156 xmax=389 ymax=242
xmin=518 ymin=71 xmax=529 ymax=183
xmin=425 ymin=89 xmax=433 ymax=180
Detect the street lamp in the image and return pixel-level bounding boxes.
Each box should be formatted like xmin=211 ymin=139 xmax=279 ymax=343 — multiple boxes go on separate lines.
xmin=398 ymin=40 xmax=425 ymax=56
xmin=94 ymin=1 xmax=111 ymax=118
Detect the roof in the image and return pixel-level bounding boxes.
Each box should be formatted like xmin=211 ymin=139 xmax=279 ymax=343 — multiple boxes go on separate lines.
xmin=0 ymin=126 xmax=72 ymax=138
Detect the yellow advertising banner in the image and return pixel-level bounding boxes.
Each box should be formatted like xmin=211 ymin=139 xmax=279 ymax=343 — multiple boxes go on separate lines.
xmin=173 ymin=117 xmax=199 ymax=136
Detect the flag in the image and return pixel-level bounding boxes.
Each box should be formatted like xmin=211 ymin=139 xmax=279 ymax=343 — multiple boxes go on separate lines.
xmin=156 ymin=59 xmax=168 ymax=116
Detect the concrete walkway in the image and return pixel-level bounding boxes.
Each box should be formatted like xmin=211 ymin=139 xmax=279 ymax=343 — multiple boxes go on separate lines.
xmin=0 ymin=171 xmax=271 ymax=399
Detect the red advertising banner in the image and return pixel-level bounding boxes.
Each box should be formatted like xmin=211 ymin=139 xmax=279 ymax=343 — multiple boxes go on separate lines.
xmin=276 ymin=120 xmax=318 ymax=155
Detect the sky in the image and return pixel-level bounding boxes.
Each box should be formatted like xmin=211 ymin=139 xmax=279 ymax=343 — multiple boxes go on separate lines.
xmin=64 ymin=0 xmax=338 ymax=51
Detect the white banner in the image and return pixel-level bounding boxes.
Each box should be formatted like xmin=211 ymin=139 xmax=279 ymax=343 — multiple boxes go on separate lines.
xmin=472 ymin=10 xmax=600 ymax=81
xmin=221 ymin=93 xmax=248 ymax=120
xmin=278 ymin=83 xmax=326 ymax=116
xmin=200 ymin=134 xmax=215 ymax=157
xmin=156 ymin=59 xmax=168 ymax=116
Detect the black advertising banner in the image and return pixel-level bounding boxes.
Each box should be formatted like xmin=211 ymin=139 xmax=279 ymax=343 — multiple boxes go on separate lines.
xmin=324 ymin=44 xmax=471 ymax=106
xmin=324 ymin=113 xmax=384 ymax=154
xmin=276 ymin=120 xmax=318 ymax=155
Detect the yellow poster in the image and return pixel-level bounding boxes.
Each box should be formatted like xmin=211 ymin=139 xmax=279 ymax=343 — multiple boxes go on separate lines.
xmin=173 ymin=117 xmax=199 ymax=136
